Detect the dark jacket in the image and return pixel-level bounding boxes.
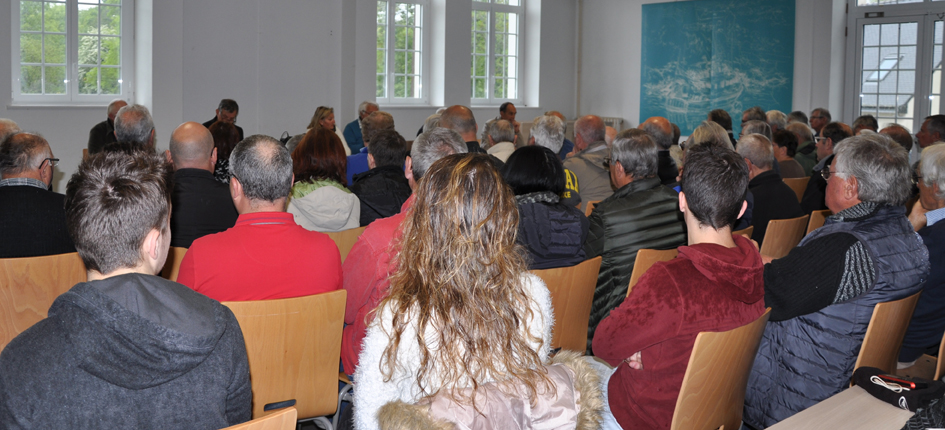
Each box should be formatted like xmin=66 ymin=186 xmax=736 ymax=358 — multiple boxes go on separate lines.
xmin=350 ymin=165 xmax=412 ymax=227
xmin=0 ymin=274 xmax=252 ymax=429
xmin=583 ymin=177 xmax=686 ymax=351
xmin=744 ymin=205 xmax=929 ymax=427
xmin=800 ymin=154 xmax=832 ymax=214
xmin=0 ymin=184 xmax=75 ymax=258
xmin=170 ymin=168 xmax=239 ymax=248
xmin=87 ymin=119 xmax=117 ymax=154
xmin=657 ymin=150 xmax=679 ymax=186
xmin=748 ymin=169 xmax=804 ymax=245
xmin=516 ymin=192 xmax=590 ymax=270
xmin=900 ymin=219 xmax=945 ymax=362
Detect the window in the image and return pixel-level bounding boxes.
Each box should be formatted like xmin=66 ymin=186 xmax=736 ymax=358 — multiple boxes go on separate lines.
xmin=12 ymin=0 xmax=134 ymax=105
xmin=376 ymin=0 xmax=428 ymax=104
xmin=471 ymin=0 xmax=523 ymax=105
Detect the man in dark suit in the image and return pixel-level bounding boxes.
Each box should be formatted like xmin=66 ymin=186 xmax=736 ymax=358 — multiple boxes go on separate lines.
xmin=202 ymin=99 xmax=244 ymax=141
xmin=167 ymin=122 xmax=238 ymax=248
xmin=737 ymin=133 xmax=804 ymax=246
xmin=0 ymin=132 xmax=75 ymax=258
xmin=87 ymin=99 xmax=126 ymax=155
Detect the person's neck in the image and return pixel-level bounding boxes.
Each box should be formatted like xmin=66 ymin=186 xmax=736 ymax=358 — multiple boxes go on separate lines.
xmin=175 ymin=162 xmax=212 ymax=172
xmin=687 ymin=223 xmax=737 ymax=248
xmin=87 ymin=265 xmax=155 ymax=281
xmin=240 ymin=199 xmax=287 ymax=215
xmin=461 ymin=132 xmax=478 ymax=142
xmin=775 ymin=153 xmax=793 ymax=162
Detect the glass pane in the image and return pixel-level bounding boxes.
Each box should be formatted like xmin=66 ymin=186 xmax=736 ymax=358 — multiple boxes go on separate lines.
xmin=405 ymin=49 xmax=414 ymax=72
xmin=395 ymin=28 xmax=406 ymax=49
xmin=473 ymin=77 xmax=487 ymax=99
xmin=44 ymin=34 xmax=65 ymax=63
xmin=405 ymin=75 xmax=415 ymax=98
xmin=864 ymin=24 xmax=879 ymax=47
xmin=376 ymin=48 xmax=386 ymax=74
xmin=78 ymin=66 xmax=97 ymax=94
xmin=376 ymin=74 xmax=386 ymax=98
xmin=395 ymin=51 xmax=405 ymax=74
xmin=494 ymin=78 xmax=505 ymax=98
xmin=900 ymin=46 xmax=916 ymax=69
xmin=394 ymin=75 xmax=405 ymax=98
xmin=101 ymin=36 xmax=119 ymax=65
xmin=507 ymin=78 xmax=517 ymax=99
xmin=495 ymin=56 xmax=506 ymax=77
xmin=20 ymin=1 xmax=43 ymax=32
xmin=881 ymin=24 xmax=899 ymax=46
xmin=473 ymin=55 xmax=486 ymax=77
xmin=474 ymin=33 xmax=487 ymax=54
xmin=79 ymin=35 xmax=99 ymax=65
xmin=507 ymin=12 xmax=519 ymax=34
xmin=44 ymin=2 xmax=66 ymax=33
xmin=507 ymin=55 xmax=518 ymax=79
xmin=44 ymin=65 xmax=65 ymax=94
xmin=496 ymin=12 xmax=507 ymax=33
xmin=395 ymin=3 xmax=415 ymax=26
xmin=901 ymin=22 xmax=918 ymax=45
xmin=899 ymin=71 xmax=915 ymax=93
xmin=103 ymin=0 xmax=121 ymax=4
xmin=101 ymin=5 xmax=120 ymax=35
xmin=101 ymin=67 xmax=119 ymax=94
xmin=507 ymin=34 xmax=518 ymax=56
xmin=860 ymin=22 xmax=917 ymax=124
xmin=857 ymin=0 xmax=922 ymax=4
xmin=472 ymin=0 xmax=489 ymax=2
xmin=20 ymin=34 xmax=42 ymax=63
xmin=863 ymin=47 xmax=880 ymax=69
xmin=473 ymin=10 xmax=489 ymax=32
xmin=78 ymin=4 xmax=99 ymax=34
xmin=404 ymin=28 xmax=414 ymax=50
xmin=21 ymin=65 xmax=42 ymax=93
xmin=377 ymin=1 xmax=387 ymax=25
xmin=932 ymin=21 xmax=943 ymax=116
xmin=377 ymin=25 xmax=386 ymax=50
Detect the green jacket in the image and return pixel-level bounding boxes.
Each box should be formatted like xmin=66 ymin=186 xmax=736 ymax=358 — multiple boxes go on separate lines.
xmin=583 ymin=177 xmax=686 ymax=351
xmin=794 ymin=140 xmax=818 ymax=176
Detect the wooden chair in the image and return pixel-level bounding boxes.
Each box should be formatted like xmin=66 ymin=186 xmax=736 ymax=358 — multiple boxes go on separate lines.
xmin=759 ymin=215 xmax=810 ymax=259
xmin=626 ymin=248 xmax=679 ymax=298
xmin=852 ymin=291 xmax=922 ymax=379
xmin=222 ymin=407 xmax=297 ymax=430
xmin=584 ymin=200 xmax=601 ymax=217
xmin=530 ymin=256 xmax=602 ymax=352
xmin=807 ymin=209 xmax=832 ymax=235
xmin=325 ymin=226 xmax=367 ymax=263
xmin=897 ymin=330 xmax=945 ymax=381
xmin=223 ymin=290 xmax=347 ymax=427
xmin=82 ymin=148 xmax=89 ymax=161
xmin=733 ymin=226 xmax=753 ymax=239
xmin=0 ymin=252 xmax=86 ymax=351
xmin=783 ymin=177 xmax=809 ymax=202
xmin=160 ymin=246 xmax=187 ymax=282
xmin=670 ymin=308 xmax=772 ymax=430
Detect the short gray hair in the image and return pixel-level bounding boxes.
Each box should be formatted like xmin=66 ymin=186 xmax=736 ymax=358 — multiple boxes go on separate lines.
xmin=0 ymin=118 xmax=20 ymax=143
xmin=229 ymin=135 xmax=293 ymax=203
xmin=737 ymin=134 xmax=774 ymax=169
xmin=611 ymin=129 xmax=658 ymax=179
xmin=0 ymin=132 xmax=51 ymax=176
xmin=741 ymin=120 xmax=772 ymax=140
xmin=423 ymin=113 xmax=441 ymax=131
xmin=530 ymin=115 xmax=565 ymax=153
xmin=786 ymin=122 xmax=814 ymax=144
xmin=920 ymin=143 xmax=945 ymax=200
xmin=688 ymin=120 xmax=733 ymax=150
xmin=114 ymin=104 xmax=154 ymax=145
xmin=766 ymin=110 xmax=787 ymax=131
xmin=486 ymin=119 xmax=515 ymax=144
xmin=834 ymin=133 xmax=911 ymax=206
xmin=410 ymin=127 xmax=468 ymax=180
xmin=642 ymin=121 xmax=672 ymax=150
xmin=358 ymin=101 xmax=379 ymax=115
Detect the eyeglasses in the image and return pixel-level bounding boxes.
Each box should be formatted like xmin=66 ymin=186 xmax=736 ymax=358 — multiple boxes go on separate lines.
xmin=603 ymin=157 xmax=611 ymax=169
xmin=820 ymin=168 xmax=841 ymax=180
xmin=815 ymin=137 xmax=827 ymax=144
xmin=40 ymin=158 xmax=59 ymax=169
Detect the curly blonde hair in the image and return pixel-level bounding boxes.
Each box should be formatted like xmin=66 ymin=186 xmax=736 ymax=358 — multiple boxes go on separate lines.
xmin=378 ymin=153 xmax=551 ymax=404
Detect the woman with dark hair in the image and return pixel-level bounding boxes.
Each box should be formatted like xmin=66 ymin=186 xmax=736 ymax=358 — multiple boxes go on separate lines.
xmin=354 ymin=153 xmax=601 ymax=430
xmin=502 ymin=145 xmax=590 ymax=269
xmin=208 ymin=121 xmax=241 ymax=183
xmin=286 ymin=128 xmax=360 ymax=232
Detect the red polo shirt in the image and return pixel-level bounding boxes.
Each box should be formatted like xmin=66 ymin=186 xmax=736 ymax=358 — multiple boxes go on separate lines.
xmin=177 ymin=212 xmax=342 ymax=302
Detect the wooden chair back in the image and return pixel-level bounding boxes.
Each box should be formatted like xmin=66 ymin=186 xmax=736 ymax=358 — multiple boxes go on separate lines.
xmin=223 ymin=290 xmax=347 ymax=420
xmin=325 ymin=226 xmax=367 ymax=263
xmin=759 ymin=215 xmax=810 ymax=259
xmin=807 ymin=209 xmax=832 ymax=235
xmin=222 ymin=407 xmax=297 ymax=430
xmin=626 ymin=248 xmax=679 ymax=298
xmin=160 ymin=247 xmax=187 ymax=282
xmin=530 ymin=257 xmax=602 ymax=352
xmin=783 ymin=177 xmax=809 ymax=202
xmin=0 ymin=253 xmax=86 ymax=351
xmin=733 ymin=226 xmax=753 ymax=239
xmin=584 ymin=200 xmax=601 ymax=217
xmin=670 ymin=308 xmax=772 ymax=430
xmin=853 ymin=292 xmax=922 ymax=377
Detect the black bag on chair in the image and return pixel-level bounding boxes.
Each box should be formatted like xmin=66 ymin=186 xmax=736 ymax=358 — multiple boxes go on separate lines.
xmin=853 ymin=367 xmax=945 ymax=412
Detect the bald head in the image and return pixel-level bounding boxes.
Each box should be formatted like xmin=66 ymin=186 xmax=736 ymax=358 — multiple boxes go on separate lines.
xmin=640 ymin=116 xmax=673 ymax=149
xmin=107 ymin=100 xmax=128 ymax=120
xmin=574 ymin=115 xmax=606 ymax=150
xmin=545 ymin=111 xmax=567 ymax=123
xmin=440 ymin=105 xmax=478 ymax=141
xmin=0 ymin=119 xmax=20 ymax=143
xmin=169 ymin=122 xmax=215 ymax=170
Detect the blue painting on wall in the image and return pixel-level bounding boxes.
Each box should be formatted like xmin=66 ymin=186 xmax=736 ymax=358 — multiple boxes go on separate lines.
xmin=640 ymin=0 xmax=795 ymax=136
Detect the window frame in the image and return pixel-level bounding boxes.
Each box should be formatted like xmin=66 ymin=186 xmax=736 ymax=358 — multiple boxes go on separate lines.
xmin=11 ymin=0 xmax=135 ymax=106
xmin=376 ymin=0 xmax=430 ymax=106
xmin=471 ymin=0 xmax=524 ymax=107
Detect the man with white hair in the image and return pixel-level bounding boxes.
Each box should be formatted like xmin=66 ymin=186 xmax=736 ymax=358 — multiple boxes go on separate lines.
xmin=87 ymin=99 xmax=127 ymax=154
xmin=766 ymin=110 xmax=788 ymax=134
xmin=114 ymin=104 xmax=155 ymax=150
xmin=545 ymin=110 xmax=574 ymax=159
xmin=483 ymin=119 xmax=517 ymax=162
xmin=530 ymin=115 xmax=580 ymax=207
xmin=737 ymin=133 xmax=803 ymax=245
xmin=343 ymin=101 xmax=380 ymax=154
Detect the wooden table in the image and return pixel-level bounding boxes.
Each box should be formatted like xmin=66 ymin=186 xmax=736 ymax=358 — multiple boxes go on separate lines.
xmin=768 ymin=386 xmax=915 ymax=429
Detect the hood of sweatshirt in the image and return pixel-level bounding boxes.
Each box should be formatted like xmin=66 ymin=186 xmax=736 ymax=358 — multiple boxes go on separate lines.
xmin=287 ymin=183 xmax=360 ymax=232
xmin=676 ymin=234 xmax=765 ymax=304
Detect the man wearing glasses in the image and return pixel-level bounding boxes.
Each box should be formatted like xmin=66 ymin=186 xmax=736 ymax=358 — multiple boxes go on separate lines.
xmin=0 ymin=132 xmax=74 ymax=258
xmin=809 ymin=107 xmax=831 ymax=138
xmin=800 ymin=122 xmax=852 ymax=214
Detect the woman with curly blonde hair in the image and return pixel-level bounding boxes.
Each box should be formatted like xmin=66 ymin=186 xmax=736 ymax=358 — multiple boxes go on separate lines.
xmin=353 ymin=153 xmax=557 ymax=430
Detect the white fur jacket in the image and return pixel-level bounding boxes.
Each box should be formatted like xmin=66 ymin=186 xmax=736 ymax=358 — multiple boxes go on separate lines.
xmin=353 ymin=273 xmax=554 ymax=430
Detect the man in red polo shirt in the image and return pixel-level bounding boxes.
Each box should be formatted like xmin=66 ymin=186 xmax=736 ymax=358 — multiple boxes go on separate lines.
xmin=177 ymin=134 xmax=342 ymax=301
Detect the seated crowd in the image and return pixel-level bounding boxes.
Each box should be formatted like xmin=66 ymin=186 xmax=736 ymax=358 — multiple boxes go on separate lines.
xmin=0 ymin=99 xmax=941 ymax=430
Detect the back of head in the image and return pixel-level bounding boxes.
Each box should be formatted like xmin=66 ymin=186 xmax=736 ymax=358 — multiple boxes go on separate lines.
xmin=786 ymin=121 xmax=814 ymax=144
xmin=423 ymin=113 xmax=442 ymax=131
xmin=708 ymin=109 xmax=733 ymax=131
xmin=361 ymin=111 xmax=395 ymax=146
xmin=230 ymin=135 xmax=293 ymax=203
xmin=439 ymin=105 xmax=477 ymax=136
xmin=486 ymin=119 xmax=515 ymax=145
xmin=671 ymin=123 xmax=681 ymax=146
xmin=822 ymin=121 xmax=852 ymax=143
xmin=0 ymin=118 xmax=21 ymax=143
xmin=920 ymin=143 xmax=945 ymax=201
xmin=307 ymin=106 xmax=334 ymax=131
xmin=530 ymin=115 xmax=565 ymax=153
xmin=641 ymin=117 xmax=672 ymax=150
xmin=743 ymin=106 xmax=766 ymax=122
xmin=835 ymin=133 xmax=911 ymax=206
xmin=501 ymin=145 xmax=565 ymax=196
xmin=114 ymin=104 xmax=154 ymax=146
xmin=741 ymin=120 xmax=772 ymax=140
xmin=772 ymin=129 xmax=799 ymax=157
xmin=737 ymin=134 xmax=774 ymax=170
xmin=292 ymin=128 xmax=347 ymax=185
xmin=65 ymin=151 xmax=172 ymax=275
xmin=880 ymin=124 xmax=914 ymax=152
xmin=169 ymin=122 xmax=215 ymax=167
xmin=689 ymin=120 xmax=734 ymax=150
xmin=574 ymin=115 xmax=606 ymax=144
xmin=368 ymin=129 xmax=408 ymax=168
xmin=611 ymin=128 xmax=658 ymax=179
xmin=853 ymin=114 xmax=879 ymax=133
xmin=209 ymin=121 xmax=241 ymax=161
xmin=218 ymin=99 xmax=239 ymax=114
xmin=766 ymin=110 xmax=787 ymax=132
xmin=681 ymin=143 xmax=749 ymax=229
xmin=788 ymin=111 xmax=809 ymax=125
xmin=410 ymin=127 xmax=468 ymax=180
xmin=0 ymin=132 xmax=50 ymax=178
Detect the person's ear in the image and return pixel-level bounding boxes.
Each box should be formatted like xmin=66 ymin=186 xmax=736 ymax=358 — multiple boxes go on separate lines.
xmin=528 ymin=136 xmax=535 ymax=146
xmin=367 ymin=154 xmax=376 ymax=169
xmin=845 ymin=175 xmax=859 ymax=200
xmin=210 ymin=147 xmax=218 ymax=166
xmin=678 ymin=191 xmax=688 ymax=213
xmin=230 ymin=176 xmax=243 ymax=202
xmin=404 ymin=156 xmax=414 ymax=182
xmin=142 ymin=228 xmax=162 ymax=269
xmin=165 ymin=149 xmax=173 ymax=165
xmin=737 ymin=200 xmax=748 ymax=219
